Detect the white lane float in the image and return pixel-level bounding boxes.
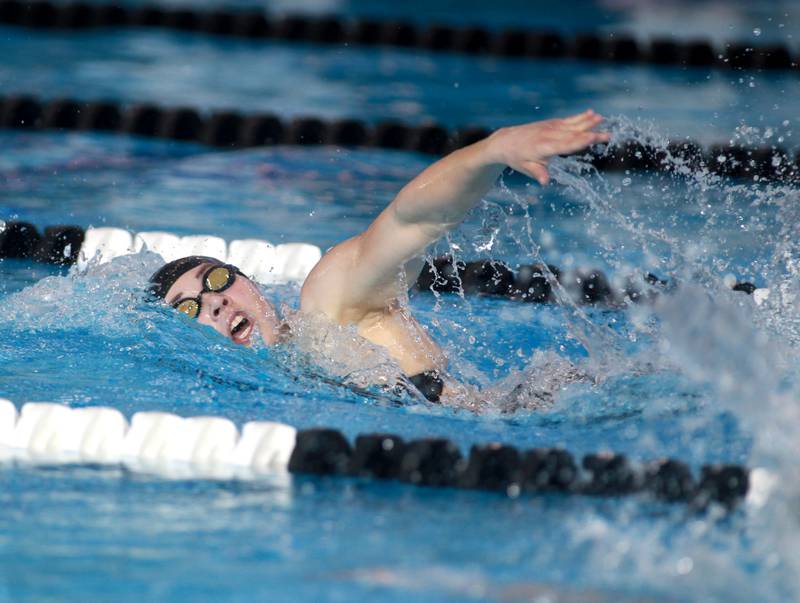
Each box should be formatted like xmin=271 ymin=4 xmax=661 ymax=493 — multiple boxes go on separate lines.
xmin=0 ymin=399 xmax=298 ymax=480
xmin=77 ymin=226 xmax=322 ymax=284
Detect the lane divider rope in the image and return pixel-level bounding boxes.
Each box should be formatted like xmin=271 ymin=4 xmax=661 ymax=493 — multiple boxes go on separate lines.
xmin=0 ymin=398 xmax=751 ymax=509
xmin=0 ymin=222 xmax=322 ymax=284
xmin=1 ymin=94 xmax=798 ymax=180
xmin=0 ymin=222 xmax=762 ymax=306
xmin=0 ymin=1 xmax=797 ymax=72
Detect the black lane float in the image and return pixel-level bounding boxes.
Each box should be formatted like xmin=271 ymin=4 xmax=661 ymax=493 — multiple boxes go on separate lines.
xmin=289 ymin=428 xmax=750 ymax=510
xmin=0 ymin=0 xmax=797 ymax=72
xmin=1 ymin=94 xmax=798 ymax=180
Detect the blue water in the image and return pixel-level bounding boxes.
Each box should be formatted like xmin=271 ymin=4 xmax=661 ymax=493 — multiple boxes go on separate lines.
xmin=2 ymin=2 xmax=800 ymax=601
xmin=0 ymin=128 xmax=792 ymax=601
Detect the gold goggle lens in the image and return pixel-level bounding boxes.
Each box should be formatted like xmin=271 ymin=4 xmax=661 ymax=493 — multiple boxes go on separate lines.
xmin=175 ymin=299 xmax=200 ymax=319
xmin=204 ymin=266 xmax=231 ymax=291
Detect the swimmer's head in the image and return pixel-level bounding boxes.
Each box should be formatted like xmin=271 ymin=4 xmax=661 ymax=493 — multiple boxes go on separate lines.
xmin=149 ymin=256 xmax=281 ymax=346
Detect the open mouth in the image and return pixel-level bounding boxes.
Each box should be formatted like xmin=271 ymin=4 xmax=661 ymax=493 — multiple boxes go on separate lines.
xmin=229 ymin=313 xmax=253 ymax=345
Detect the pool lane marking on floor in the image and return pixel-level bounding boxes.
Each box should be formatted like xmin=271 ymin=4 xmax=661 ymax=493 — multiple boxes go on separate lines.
xmin=0 ymin=399 xmax=750 ymax=509
xmin=0 ymin=1 xmax=797 ymax=72
xmin=1 ymin=95 xmax=798 ymax=181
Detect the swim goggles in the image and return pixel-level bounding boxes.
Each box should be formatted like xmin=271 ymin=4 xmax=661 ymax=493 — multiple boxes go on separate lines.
xmin=173 ymin=264 xmax=243 ymax=319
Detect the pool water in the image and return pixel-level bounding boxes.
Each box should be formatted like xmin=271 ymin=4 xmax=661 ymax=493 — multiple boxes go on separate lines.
xmin=2 ymin=2 xmax=800 ymax=601
xmin=2 ymin=26 xmax=799 ymax=145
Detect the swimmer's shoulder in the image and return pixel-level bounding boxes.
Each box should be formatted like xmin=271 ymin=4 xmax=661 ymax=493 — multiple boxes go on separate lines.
xmin=300 ymin=235 xmax=366 ymax=321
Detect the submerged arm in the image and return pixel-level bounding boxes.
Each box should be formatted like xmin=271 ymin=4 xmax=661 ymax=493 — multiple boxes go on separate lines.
xmin=302 ymin=110 xmax=609 ymax=317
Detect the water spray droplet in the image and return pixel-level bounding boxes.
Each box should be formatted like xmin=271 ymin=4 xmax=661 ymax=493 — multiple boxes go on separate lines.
xmin=677 ymin=557 xmax=694 ymax=575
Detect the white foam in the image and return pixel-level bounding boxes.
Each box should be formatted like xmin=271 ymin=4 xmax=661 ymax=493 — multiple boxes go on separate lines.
xmin=746 ymin=467 xmax=778 ymax=510
xmin=753 ymin=288 xmax=770 ymax=306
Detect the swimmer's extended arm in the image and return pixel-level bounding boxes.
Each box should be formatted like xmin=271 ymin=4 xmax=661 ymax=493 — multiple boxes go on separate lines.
xmin=302 ymin=111 xmax=608 ymax=316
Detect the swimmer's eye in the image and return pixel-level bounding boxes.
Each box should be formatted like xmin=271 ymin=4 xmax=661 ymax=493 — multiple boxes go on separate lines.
xmin=174 ymin=298 xmax=200 ymax=319
xmin=205 ymin=266 xmax=234 ymax=292
xmin=170 ymin=264 xmax=240 ymax=320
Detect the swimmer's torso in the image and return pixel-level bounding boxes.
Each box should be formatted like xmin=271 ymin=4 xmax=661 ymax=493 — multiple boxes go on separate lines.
xmin=299 ymin=296 xmax=447 ymax=377
xmin=353 ymin=301 xmax=447 ymax=376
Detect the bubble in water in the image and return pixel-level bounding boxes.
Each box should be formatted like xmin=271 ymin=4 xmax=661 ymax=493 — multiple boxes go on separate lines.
xmin=753 ymin=28 xmax=762 ymax=36
xmin=622 ymin=177 xmax=632 ymax=186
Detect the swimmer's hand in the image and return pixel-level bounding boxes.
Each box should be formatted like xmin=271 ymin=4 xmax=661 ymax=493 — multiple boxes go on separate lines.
xmin=486 ymin=109 xmax=609 ymax=185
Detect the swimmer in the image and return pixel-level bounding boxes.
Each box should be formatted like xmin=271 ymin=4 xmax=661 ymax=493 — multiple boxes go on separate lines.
xmin=149 ymin=110 xmax=609 ymax=403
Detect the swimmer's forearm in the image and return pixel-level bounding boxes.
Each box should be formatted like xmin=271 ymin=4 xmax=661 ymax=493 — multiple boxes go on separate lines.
xmin=391 ymin=137 xmax=506 ymax=229
xmin=391 ymin=111 xmax=608 ymax=232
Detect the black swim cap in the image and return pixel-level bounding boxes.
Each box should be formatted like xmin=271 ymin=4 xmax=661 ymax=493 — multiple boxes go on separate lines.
xmin=148 ymin=255 xmax=223 ymax=300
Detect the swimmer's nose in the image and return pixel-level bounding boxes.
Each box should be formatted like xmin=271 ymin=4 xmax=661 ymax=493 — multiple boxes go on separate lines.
xmin=204 ymin=294 xmax=229 ymax=322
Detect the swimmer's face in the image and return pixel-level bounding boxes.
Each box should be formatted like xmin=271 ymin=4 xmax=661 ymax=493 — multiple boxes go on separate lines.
xmin=164 ymin=262 xmax=280 ymax=347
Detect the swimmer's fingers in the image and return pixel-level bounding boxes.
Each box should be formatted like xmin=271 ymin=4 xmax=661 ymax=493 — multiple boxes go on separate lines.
xmin=561 ymin=109 xmax=595 ymax=125
xmin=577 ymin=129 xmax=610 ymax=147
xmin=516 ymin=160 xmax=550 ymax=185
xmin=569 ymin=113 xmax=605 ymax=133
xmin=560 ymin=110 xmax=603 ymax=130
xmin=515 ymin=130 xmax=609 ymax=185
xmin=541 ymin=130 xmax=609 ymax=157
xmin=488 ymin=116 xmax=609 ymax=183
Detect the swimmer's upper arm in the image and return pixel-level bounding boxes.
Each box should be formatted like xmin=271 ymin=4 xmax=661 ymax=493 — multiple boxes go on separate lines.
xmin=303 ymin=141 xmax=502 ymax=316
xmin=301 ymin=207 xmax=441 ymax=317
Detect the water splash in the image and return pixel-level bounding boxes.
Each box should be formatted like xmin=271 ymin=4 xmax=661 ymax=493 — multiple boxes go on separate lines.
xmin=539 ymin=116 xmax=800 ymax=598
xmin=0 ymin=252 xmax=164 ymax=335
